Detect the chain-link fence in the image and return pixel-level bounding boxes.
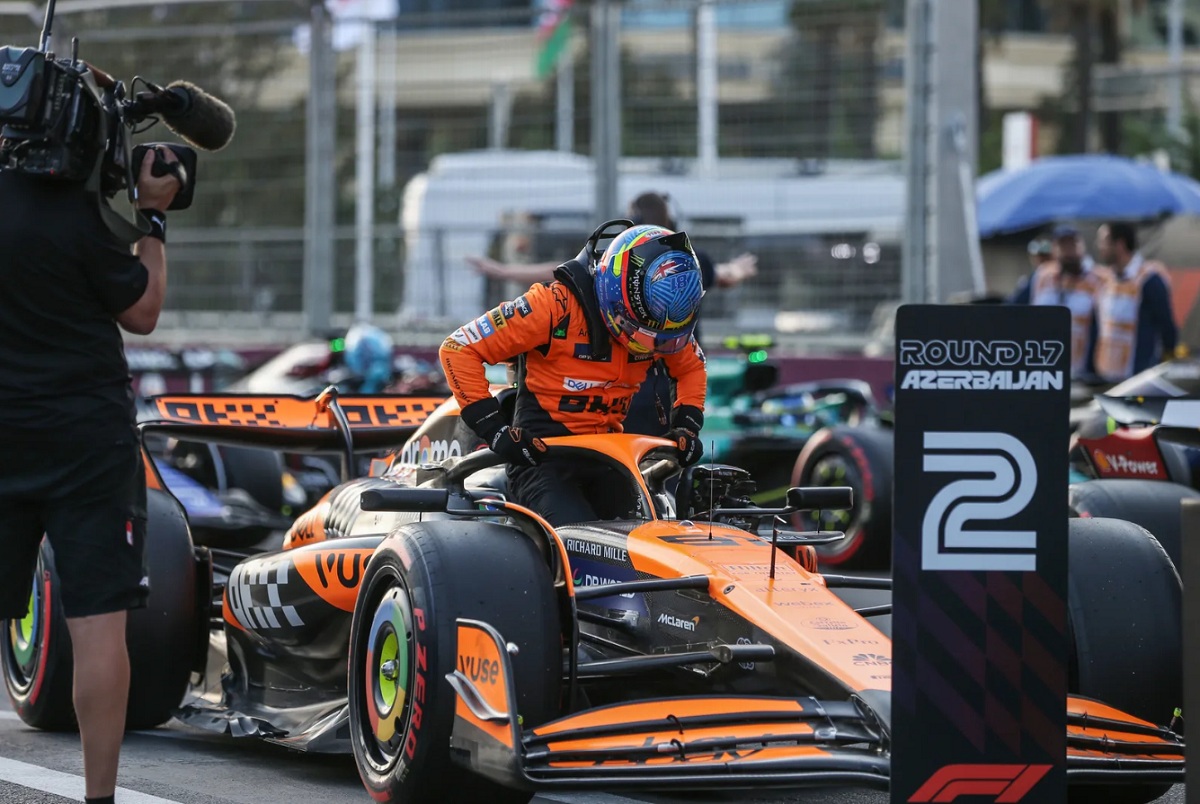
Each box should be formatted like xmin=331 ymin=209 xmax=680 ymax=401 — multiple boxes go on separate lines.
xmin=0 ymin=0 xmax=904 ymax=347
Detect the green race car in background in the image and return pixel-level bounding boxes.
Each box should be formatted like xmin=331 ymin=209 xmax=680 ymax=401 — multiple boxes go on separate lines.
xmin=698 ymin=336 xmax=888 ymax=508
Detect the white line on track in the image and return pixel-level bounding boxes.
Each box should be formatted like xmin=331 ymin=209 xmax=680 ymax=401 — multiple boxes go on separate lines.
xmin=0 ymin=755 xmax=185 ymax=803
xmin=539 ymin=794 xmax=649 ymax=804
xmin=0 ymin=712 xmax=17 ymax=722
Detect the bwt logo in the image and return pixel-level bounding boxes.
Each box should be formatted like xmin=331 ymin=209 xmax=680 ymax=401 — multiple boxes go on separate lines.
xmin=922 ymin=432 xmax=1037 ymax=572
xmin=899 ymin=340 xmax=1062 ymax=367
xmin=909 ymin=763 xmax=1051 ymax=803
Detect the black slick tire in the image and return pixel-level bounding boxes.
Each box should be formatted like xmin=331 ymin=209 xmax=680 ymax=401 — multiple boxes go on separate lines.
xmin=348 ymin=519 xmax=561 ymax=804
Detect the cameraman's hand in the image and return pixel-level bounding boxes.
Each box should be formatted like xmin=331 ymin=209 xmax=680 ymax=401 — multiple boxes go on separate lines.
xmin=136 ymin=146 xmax=180 ymax=212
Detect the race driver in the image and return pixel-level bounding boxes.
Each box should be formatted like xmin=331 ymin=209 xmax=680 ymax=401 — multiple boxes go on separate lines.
xmin=439 ymin=223 xmax=708 ymax=526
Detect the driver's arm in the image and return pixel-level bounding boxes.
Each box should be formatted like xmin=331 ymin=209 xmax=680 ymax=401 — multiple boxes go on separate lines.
xmin=439 ymin=282 xmax=559 ymax=409
xmin=662 ymin=336 xmax=707 ymax=412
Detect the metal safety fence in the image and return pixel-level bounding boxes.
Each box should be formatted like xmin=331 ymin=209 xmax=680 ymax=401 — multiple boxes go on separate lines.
xmin=0 ymin=0 xmax=904 ymax=348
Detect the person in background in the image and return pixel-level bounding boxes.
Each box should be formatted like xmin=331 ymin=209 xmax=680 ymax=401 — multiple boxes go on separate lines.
xmin=466 ymin=192 xmax=755 ymax=436
xmin=467 ymin=192 xmax=758 ymax=296
xmin=1009 ymin=225 xmax=1102 ymax=379
xmin=341 ymin=323 xmax=395 ymax=393
xmin=1006 ymin=236 xmax=1053 ymax=304
xmin=1093 ymin=221 xmax=1179 ymax=382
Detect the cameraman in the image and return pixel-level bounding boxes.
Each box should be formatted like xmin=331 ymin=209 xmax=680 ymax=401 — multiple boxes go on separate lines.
xmin=0 ymin=145 xmax=180 ymax=804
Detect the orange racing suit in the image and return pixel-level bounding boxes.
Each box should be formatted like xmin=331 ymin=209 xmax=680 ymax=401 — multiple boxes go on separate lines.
xmin=439 ymin=262 xmax=707 ymax=525
xmin=440 ymin=279 xmax=707 ymax=437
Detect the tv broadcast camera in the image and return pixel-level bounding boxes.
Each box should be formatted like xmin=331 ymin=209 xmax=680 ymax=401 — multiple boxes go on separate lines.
xmin=0 ymin=0 xmax=236 ymax=241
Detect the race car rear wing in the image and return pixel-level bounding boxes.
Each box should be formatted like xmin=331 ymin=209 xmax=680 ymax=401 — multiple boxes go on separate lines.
xmin=139 ymin=387 xmax=447 ymax=485
xmin=139 ymin=389 xmax=445 ymax=453
xmin=1097 ymin=395 xmax=1200 ymax=448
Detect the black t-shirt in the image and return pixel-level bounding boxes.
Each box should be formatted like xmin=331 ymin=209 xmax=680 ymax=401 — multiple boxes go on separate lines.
xmin=0 ymin=172 xmax=149 ymax=442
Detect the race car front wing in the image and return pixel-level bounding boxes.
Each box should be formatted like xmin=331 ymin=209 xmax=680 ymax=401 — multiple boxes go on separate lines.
xmin=447 ymin=619 xmax=1184 ymax=793
xmin=448 ymin=618 xmax=890 ymax=791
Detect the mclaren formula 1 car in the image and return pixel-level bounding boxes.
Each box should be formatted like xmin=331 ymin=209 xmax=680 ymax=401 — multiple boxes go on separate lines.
xmin=2 ymin=388 xmax=1184 ymax=803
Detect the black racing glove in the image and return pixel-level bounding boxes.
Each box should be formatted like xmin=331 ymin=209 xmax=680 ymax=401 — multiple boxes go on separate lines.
xmin=667 ymin=404 xmax=705 ymax=467
xmin=489 ymin=426 xmax=547 ymax=467
xmin=460 ymin=397 xmax=546 ymax=467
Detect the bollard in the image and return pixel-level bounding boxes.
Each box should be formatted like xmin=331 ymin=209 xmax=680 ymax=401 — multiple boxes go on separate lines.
xmin=1184 ymin=498 xmax=1200 ymax=804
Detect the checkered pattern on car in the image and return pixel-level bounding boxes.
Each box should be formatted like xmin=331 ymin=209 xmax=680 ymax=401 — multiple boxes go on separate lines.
xmin=226 ymin=554 xmax=305 ymax=630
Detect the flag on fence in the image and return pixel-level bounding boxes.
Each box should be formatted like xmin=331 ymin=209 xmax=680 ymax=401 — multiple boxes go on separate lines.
xmin=534 ymin=0 xmax=573 ymax=79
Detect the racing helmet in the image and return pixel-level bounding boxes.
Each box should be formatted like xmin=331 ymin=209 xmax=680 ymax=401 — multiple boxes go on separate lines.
xmin=343 ymin=323 xmax=395 ymax=393
xmin=593 ymin=224 xmax=705 ymax=355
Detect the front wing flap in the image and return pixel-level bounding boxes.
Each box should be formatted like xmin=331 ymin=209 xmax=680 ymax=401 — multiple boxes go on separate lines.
xmin=1066 ymin=697 xmax=1185 ymax=783
xmin=448 ymin=620 xmax=1184 ymax=792
xmin=447 ymin=619 xmax=890 ymax=792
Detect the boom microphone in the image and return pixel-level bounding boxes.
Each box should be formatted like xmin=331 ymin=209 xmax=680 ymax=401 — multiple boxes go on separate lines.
xmin=133 ymin=80 xmax=236 ymax=152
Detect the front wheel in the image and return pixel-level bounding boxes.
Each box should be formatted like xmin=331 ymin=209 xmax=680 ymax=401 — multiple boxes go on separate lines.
xmin=348 ymin=520 xmax=562 ymax=804
xmin=791 ymin=425 xmax=894 ymax=570
xmin=1066 ymin=517 xmax=1180 ymax=804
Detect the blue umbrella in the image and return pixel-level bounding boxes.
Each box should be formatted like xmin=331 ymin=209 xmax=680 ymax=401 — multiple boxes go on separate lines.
xmin=977 ymin=154 xmax=1200 ymax=238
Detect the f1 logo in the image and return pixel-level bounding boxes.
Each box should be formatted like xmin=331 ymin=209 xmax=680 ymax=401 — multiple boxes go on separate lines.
xmin=922 ymin=431 xmax=1037 ymax=572
xmin=908 ymin=763 xmax=1051 ymax=802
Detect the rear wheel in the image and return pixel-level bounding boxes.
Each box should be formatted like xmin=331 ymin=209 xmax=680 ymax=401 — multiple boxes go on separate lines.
xmin=1068 ymin=478 xmax=1200 ymax=570
xmin=349 ymin=520 xmax=561 ymax=804
xmin=1066 ymin=517 xmax=1180 ymax=804
xmin=2 ymin=544 xmax=75 ymax=730
xmin=126 ymin=489 xmax=200 ymax=729
xmin=1 ymin=489 xmax=200 ymax=732
xmin=791 ymin=425 xmax=893 ymax=570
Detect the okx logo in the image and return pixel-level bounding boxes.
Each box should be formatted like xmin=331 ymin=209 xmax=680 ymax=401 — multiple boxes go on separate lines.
xmin=909 ymin=763 xmax=1050 ymax=802
xmin=922 ymin=432 xmax=1037 ymax=572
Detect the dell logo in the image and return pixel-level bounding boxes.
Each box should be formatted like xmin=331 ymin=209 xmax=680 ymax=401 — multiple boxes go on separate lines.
xmin=921 ymin=431 xmax=1037 ymax=572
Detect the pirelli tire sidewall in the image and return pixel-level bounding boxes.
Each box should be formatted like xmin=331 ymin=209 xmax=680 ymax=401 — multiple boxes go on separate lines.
xmin=348 ymin=520 xmax=561 ymax=804
xmin=791 ymin=425 xmax=894 ymax=570
xmin=2 ymin=541 xmax=75 ymax=731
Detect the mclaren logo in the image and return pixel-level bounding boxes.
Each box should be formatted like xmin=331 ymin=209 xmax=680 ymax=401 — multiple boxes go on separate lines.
xmin=658 ymin=613 xmax=699 ymax=632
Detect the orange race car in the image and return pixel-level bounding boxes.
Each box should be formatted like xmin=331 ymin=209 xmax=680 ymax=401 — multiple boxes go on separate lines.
xmin=2 ymin=385 xmax=1184 ymax=804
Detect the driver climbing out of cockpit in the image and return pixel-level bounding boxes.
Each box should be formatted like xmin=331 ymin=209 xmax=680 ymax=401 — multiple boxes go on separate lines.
xmin=439 ymin=223 xmax=709 ymax=526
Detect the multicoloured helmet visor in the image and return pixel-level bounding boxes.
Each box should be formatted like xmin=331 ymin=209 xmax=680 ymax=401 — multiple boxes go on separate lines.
xmin=607 ymin=308 xmax=698 ymax=355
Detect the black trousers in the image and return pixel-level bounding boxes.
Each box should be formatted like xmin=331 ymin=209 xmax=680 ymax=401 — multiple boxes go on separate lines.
xmin=508 ymin=456 xmax=639 ymax=527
